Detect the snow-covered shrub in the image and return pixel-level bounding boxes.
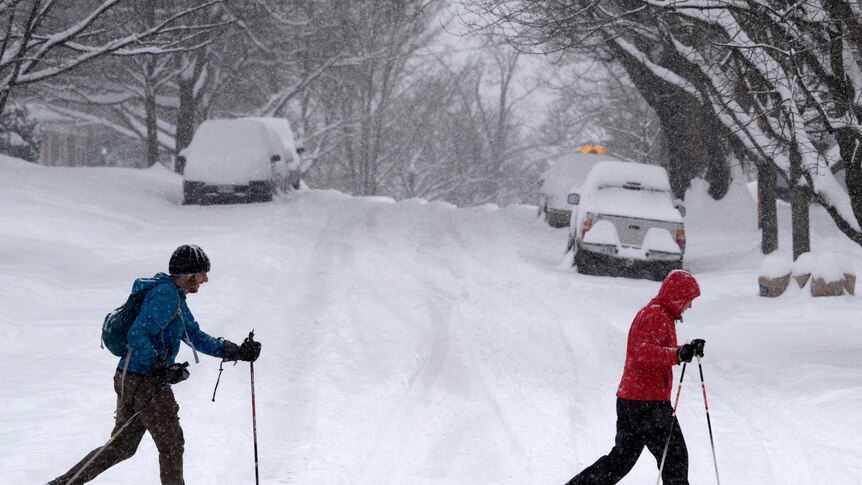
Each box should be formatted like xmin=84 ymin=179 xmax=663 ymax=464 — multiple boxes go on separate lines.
xmin=0 ymin=104 xmax=39 ymax=163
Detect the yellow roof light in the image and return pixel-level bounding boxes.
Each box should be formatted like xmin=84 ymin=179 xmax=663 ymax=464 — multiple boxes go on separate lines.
xmin=580 ymin=144 xmax=607 ymax=155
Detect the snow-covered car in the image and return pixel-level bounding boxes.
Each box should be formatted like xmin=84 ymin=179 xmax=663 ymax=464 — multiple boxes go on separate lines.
xmin=566 ymin=160 xmax=687 ymax=280
xmin=538 ymin=152 xmax=615 ymax=228
xmin=180 ymin=118 xmax=300 ymax=205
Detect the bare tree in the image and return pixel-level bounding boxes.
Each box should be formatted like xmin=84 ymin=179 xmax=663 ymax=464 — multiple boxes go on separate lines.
xmin=0 ymin=0 xmax=221 ymax=120
xmin=38 ymin=0 xmax=357 ymax=171
xmin=465 ymin=1 xmax=738 ymax=199
xmin=298 ymin=0 xmax=443 ymax=196
xmin=540 ymin=59 xmax=665 ymax=166
xmin=369 ymin=40 xmax=545 ymax=207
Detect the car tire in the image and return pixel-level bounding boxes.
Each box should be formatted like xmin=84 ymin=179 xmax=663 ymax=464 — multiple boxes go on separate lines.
xmin=648 ymin=262 xmax=681 ymax=281
xmin=248 ymin=181 xmax=274 ymax=203
xmin=574 ymin=249 xmax=593 ymax=275
xmin=183 ymin=181 xmax=204 ymax=205
xmin=646 ymin=268 xmax=664 ymax=281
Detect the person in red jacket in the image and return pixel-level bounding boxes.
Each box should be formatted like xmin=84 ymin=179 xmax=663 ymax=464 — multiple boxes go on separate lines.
xmin=565 ymin=269 xmax=705 ymax=485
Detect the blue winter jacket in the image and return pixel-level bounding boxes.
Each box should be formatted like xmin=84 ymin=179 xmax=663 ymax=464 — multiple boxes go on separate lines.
xmin=119 ymin=273 xmax=225 ymax=375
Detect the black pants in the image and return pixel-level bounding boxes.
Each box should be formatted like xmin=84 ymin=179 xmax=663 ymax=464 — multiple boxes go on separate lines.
xmin=566 ymin=398 xmax=689 ymax=485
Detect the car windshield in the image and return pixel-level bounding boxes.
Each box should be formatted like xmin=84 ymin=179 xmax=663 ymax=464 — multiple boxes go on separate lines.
xmin=595 ymin=181 xmax=668 ymax=192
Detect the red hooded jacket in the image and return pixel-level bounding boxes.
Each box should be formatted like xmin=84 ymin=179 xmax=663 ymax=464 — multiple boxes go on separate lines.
xmin=616 ymin=270 xmax=701 ymax=401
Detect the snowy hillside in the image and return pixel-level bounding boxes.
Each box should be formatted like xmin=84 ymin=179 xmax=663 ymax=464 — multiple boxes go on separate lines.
xmin=1 ymin=156 xmax=861 ymax=484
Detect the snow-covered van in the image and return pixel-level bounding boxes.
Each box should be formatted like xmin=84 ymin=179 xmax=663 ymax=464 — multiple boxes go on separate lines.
xmin=538 ymin=151 xmax=615 ymax=228
xmin=566 ymin=160 xmax=686 ymax=280
xmin=180 ymin=118 xmax=300 ymax=205
xmin=239 ymin=117 xmax=304 ymax=191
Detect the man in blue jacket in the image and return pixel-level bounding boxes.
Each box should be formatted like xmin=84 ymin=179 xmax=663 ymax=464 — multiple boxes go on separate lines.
xmin=49 ymin=245 xmax=261 ymax=485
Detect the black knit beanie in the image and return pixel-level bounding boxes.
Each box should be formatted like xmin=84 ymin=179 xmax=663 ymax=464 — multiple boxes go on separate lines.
xmin=169 ymin=244 xmax=211 ymax=275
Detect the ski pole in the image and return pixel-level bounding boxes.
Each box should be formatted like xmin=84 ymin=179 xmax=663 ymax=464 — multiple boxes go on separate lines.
xmin=248 ymin=331 xmax=260 ymax=485
xmin=697 ymin=356 xmax=721 ymax=485
xmin=212 ymin=359 xmax=225 ymax=402
xmin=656 ymin=362 xmax=687 ymax=485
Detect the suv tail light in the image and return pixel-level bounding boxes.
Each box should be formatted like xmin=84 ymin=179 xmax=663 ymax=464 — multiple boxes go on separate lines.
xmin=676 ymin=229 xmax=686 ymax=251
xmin=581 ymin=217 xmax=593 ymax=237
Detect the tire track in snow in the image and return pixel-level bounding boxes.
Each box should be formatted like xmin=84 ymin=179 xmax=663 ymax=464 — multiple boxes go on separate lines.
xmin=347 ymin=203 xmax=461 ymax=483
xmin=355 ymin=283 xmax=455 ymax=483
xmin=274 ymin=200 xmax=461 ymax=483
xmin=349 ymin=203 xmax=544 ymax=483
xmin=403 ymin=214 xmax=597 ymax=483
xmin=681 ymin=363 xmax=779 ymax=485
xmin=267 ymin=199 xmax=367 ymax=483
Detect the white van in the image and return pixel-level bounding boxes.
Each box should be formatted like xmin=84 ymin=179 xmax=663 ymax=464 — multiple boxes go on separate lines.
xmin=240 ymin=117 xmax=304 ymax=191
xmin=180 ymin=118 xmax=301 ymax=205
xmin=538 ymin=151 xmax=615 ymax=227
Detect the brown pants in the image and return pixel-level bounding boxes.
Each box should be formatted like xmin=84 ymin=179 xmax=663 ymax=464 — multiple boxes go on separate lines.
xmin=51 ymin=370 xmax=185 ymax=484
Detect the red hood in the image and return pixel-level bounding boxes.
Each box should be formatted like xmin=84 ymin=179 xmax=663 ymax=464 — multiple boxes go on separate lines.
xmin=654 ymin=270 xmax=701 ymax=320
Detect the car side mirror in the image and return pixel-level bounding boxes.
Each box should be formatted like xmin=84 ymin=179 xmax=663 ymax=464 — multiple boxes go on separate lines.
xmin=271 ymin=155 xmax=282 ymax=163
xmin=567 ymin=193 xmax=580 ymax=205
xmin=674 ymin=199 xmax=686 ymax=217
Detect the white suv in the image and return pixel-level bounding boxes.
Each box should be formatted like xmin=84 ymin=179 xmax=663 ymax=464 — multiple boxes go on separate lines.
xmin=566 ymin=160 xmax=686 ymax=280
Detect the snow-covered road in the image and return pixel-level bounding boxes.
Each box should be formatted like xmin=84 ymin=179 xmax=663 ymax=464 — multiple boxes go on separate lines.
xmin=1 ymin=157 xmax=861 ymax=484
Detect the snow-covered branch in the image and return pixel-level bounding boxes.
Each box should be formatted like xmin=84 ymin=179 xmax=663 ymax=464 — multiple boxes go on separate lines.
xmin=0 ymin=0 xmax=223 ymax=117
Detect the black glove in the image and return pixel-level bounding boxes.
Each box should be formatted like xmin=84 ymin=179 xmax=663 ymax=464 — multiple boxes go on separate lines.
xmin=678 ymin=344 xmax=694 ymax=363
xmin=691 ymin=338 xmax=706 ymax=358
xmin=678 ymin=339 xmax=706 ymax=363
xmin=222 ymin=338 xmax=261 ymax=362
xmin=150 ymin=361 xmax=190 ymax=385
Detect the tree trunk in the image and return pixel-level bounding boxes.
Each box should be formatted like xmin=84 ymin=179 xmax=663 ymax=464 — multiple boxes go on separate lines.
xmin=789 ymin=140 xmax=810 ymax=260
xmin=144 ymin=1 xmax=158 ymax=168
xmin=145 ymin=72 xmax=159 ymax=168
xmin=176 ymin=80 xmax=196 ymax=151
xmin=175 ymin=52 xmax=207 ymax=170
xmin=757 ymin=160 xmax=779 ymax=254
xmin=836 ymin=128 xmax=862 ymax=227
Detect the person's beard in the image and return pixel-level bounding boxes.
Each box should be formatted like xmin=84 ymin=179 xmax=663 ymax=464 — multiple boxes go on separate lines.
xmin=186 ymin=276 xmax=201 ymax=293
